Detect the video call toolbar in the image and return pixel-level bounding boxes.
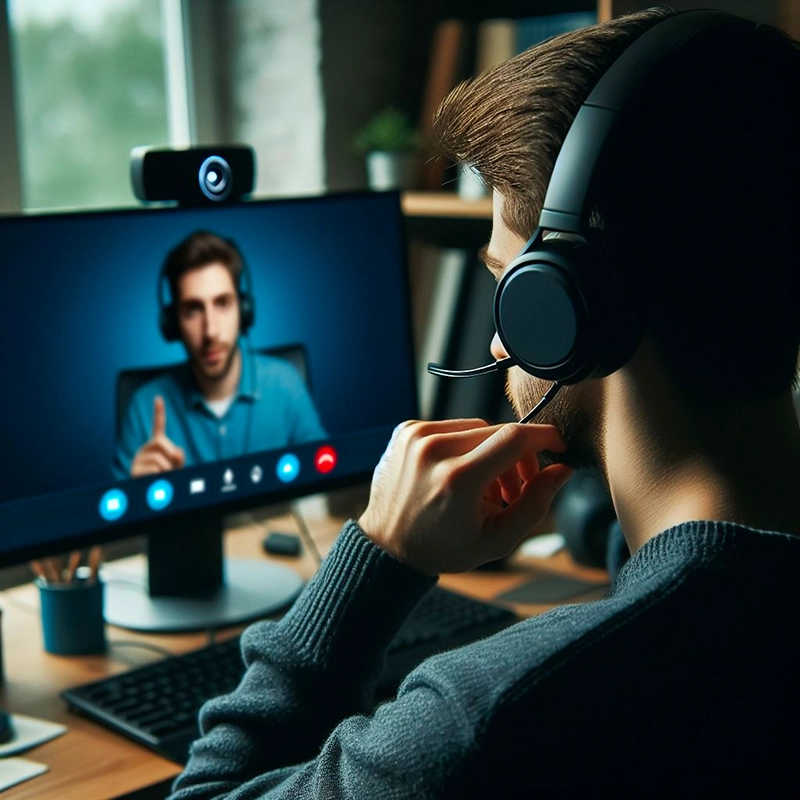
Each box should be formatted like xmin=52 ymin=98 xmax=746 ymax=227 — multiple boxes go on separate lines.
xmin=98 ymin=443 xmax=340 ymax=523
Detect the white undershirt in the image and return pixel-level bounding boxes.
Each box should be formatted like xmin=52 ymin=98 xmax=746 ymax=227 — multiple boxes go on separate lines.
xmin=206 ymin=394 xmax=236 ymax=419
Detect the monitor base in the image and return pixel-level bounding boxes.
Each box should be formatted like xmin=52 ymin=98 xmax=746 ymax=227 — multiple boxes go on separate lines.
xmin=102 ymin=557 xmax=304 ymax=633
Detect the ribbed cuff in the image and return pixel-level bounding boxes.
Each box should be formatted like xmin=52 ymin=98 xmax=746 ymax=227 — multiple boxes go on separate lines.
xmin=279 ymin=519 xmax=437 ymax=668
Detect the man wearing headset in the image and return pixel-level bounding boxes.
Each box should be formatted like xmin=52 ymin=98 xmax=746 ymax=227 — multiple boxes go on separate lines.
xmin=113 ymin=230 xmax=327 ymax=478
xmin=171 ymin=8 xmax=800 ymax=796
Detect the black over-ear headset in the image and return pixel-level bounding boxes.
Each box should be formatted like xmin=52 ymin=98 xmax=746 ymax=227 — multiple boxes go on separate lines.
xmin=158 ymin=243 xmax=256 ymax=342
xmin=429 ymin=10 xmax=737 ymax=421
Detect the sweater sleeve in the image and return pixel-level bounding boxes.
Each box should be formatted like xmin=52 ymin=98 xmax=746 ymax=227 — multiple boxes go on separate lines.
xmin=168 ymin=520 xmax=479 ymax=799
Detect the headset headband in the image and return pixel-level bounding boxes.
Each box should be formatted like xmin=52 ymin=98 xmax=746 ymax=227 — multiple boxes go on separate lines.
xmin=158 ymin=253 xmax=253 ymax=305
xmin=432 ymin=9 xmax=743 ymax=398
xmin=539 ymin=9 xmax=737 ymax=234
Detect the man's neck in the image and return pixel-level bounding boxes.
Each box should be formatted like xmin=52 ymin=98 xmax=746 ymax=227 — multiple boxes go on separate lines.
xmin=602 ymin=350 xmax=800 ymax=554
xmin=194 ymin=345 xmax=242 ymax=402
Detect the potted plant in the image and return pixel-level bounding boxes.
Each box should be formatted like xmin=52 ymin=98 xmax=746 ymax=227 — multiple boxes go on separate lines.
xmin=353 ymin=107 xmax=420 ymax=191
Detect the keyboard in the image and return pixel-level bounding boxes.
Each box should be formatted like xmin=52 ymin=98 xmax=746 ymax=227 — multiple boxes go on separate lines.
xmin=62 ymin=586 xmax=519 ymax=764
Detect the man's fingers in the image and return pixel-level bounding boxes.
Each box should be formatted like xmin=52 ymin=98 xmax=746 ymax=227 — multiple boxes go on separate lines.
xmin=172 ymin=445 xmax=186 ymax=469
xmin=457 ymin=424 xmax=567 ymax=484
xmin=151 ymin=395 xmax=167 ymax=439
xmin=145 ymin=397 xmax=184 ymax=468
xmin=497 ymin=463 xmax=525 ymax=505
xmin=394 ymin=418 xmax=492 ymax=445
xmin=146 ymin=438 xmax=184 ymax=467
xmin=404 ymin=420 xmax=540 ymax=462
xmin=486 ymin=464 xmax=574 ymax=553
xmin=133 ymin=451 xmax=173 ymax=475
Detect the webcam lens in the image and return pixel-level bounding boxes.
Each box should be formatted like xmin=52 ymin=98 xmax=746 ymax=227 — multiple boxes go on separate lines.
xmin=198 ymin=155 xmax=232 ymax=201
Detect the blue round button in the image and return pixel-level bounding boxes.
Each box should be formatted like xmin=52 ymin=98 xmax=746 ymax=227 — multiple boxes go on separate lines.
xmin=147 ymin=479 xmax=174 ymax=511
xmin=99 ymin=489 xmax=128 ymax=522
xmin=276 ymin=453 xmax=300 ymax=483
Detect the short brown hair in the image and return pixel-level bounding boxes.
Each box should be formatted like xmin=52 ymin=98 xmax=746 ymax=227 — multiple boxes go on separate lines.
xmin=433 ymin=7 xmax=672 ymax=241
xmin=434 ymin=8 xmax=800 ymax=402
xmin=163 ymin=230 xmax=244 ymax=302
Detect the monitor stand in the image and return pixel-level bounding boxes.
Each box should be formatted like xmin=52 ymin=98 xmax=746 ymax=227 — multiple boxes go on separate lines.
xmin=102 ymin=515 xmax=304 ymax=633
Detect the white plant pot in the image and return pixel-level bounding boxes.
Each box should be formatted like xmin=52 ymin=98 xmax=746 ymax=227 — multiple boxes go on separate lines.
xmin=366 ymin=151 xmax=417 ymax=191
xmin=458 ymin=162 xmax=489 ymax=200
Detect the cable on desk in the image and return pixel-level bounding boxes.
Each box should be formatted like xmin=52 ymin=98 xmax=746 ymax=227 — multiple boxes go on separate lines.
xmin=290 ymin=502 xmax=323 ymax=567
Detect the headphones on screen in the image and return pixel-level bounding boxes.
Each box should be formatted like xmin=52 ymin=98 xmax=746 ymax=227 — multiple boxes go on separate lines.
xmin=157 ymin=242 xmax=256 ymax=342
xmin=491 ymin=9 xmax=737 ymax=386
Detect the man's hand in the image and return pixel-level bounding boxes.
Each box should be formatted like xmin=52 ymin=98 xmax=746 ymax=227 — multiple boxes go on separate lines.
xmin=358 ymin=419 xmax=574 ymax=576
xmin=130 ymin=396 xmax=186 ymax=477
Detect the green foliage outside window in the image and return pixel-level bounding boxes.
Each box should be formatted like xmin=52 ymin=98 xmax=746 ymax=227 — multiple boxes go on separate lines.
xmin=10 ymin=0 xmax=169 ymax=211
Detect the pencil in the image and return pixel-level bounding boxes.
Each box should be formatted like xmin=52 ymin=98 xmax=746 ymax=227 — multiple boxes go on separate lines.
xmin=64 ymin=550 xmax=82 ymax=585
xmin=87 ymin=546 xmax=103 ymax=585
xmin=40 ymin=558 xmax=61 ymax=584
xmin=30 ymin=559 xmax=49 ymax=583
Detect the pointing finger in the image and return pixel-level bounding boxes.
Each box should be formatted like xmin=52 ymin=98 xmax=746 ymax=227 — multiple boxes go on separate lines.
xmin=146 ymin=438 xmax=184 ymax=467
xmin=151 ymin=395 xmax=166 ymax=440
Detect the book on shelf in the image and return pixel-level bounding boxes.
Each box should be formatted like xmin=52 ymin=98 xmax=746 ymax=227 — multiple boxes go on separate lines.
xmin=418 ymin=18 xmax=473 ymax=191
xmin=474 ymin=18 xmax=516 ymax=74
xmin=474 ymin=11 xmax=598 ymax=76
xmin=515 ymin=11 xmax=598 ymax=54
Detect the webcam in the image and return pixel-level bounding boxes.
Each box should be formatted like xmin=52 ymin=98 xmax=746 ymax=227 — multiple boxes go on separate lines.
xmin=130 ymin=144 xmax=256 ymax=206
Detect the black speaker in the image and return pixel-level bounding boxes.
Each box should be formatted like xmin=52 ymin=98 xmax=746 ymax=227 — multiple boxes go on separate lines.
xmin=130 ymin=145 xmax=256 ymax=206
xmin=554 ymin=468 xmax=617 ymax=569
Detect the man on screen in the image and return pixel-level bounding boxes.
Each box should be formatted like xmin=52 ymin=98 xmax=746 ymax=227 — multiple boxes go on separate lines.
xmin=113 ymin=230 xmax=327 ymax=478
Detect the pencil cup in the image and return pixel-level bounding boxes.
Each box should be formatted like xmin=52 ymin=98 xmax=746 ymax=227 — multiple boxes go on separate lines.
xmin=38 ymin=578 xmax=106 ymax=656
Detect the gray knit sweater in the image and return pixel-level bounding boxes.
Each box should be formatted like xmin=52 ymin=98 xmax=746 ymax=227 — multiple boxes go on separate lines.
xmin=169 ymin=519 xmax=800 ymax=797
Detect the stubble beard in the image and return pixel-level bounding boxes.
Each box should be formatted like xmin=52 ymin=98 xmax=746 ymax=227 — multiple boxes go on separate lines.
xmin=506 ymin=368 xmax=599 ymax=470
xmin=192 ymin=341 xmax=238 ymax=385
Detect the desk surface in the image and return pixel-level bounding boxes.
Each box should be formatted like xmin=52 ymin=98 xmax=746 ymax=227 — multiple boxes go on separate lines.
xmin=0 ymin=510 xmax=607 ymax=800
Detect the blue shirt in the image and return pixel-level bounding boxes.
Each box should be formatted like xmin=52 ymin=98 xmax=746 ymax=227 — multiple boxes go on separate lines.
xmin=113 ymin=346 xmax=327 ymax=478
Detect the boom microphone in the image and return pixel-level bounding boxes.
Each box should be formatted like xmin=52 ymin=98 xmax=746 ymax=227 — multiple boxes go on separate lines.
xmin=426 ymin=358 xmax=513 ymax=378
xmin=426 ymin=359 xmax=563 ymax=423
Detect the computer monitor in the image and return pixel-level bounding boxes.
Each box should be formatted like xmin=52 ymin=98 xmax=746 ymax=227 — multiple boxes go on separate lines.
xmin=0 ymin=190 xmax=417 ymax=632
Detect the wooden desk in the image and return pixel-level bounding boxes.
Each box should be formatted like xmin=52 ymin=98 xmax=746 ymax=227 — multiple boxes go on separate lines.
xmin=0 ymin=512 xmax=607 ymax=800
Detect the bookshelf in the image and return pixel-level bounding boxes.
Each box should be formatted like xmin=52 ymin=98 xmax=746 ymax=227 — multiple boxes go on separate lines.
xmin=401 ymin=191 xmax=492 ymax=220
xmin=402 ymin=3 xmax=615 ymax=421
xmin=400 ymin=192 xmax=501 ymax=423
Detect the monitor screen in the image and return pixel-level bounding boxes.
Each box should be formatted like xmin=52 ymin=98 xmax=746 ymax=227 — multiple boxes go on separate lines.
xmin=0 ymin=190 xmax=417 ymax=626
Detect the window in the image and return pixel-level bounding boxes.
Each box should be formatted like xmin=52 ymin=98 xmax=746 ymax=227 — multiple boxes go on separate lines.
xmin=7 ymin=0 xmax=170 ymax=210
xmin=4 ymin=0 xmax=324 ymax=212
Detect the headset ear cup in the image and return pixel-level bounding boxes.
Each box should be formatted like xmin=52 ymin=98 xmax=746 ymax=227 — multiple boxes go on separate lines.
xmin=494 ymin=238 xmax=642 ymax=383
xmin=238 ymin=292 xmax=255 ymax=334
xmin=495 ymin=240 xmax=603 ymax=383
xmin=159 ymin=303 xmax=179 ymax=342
